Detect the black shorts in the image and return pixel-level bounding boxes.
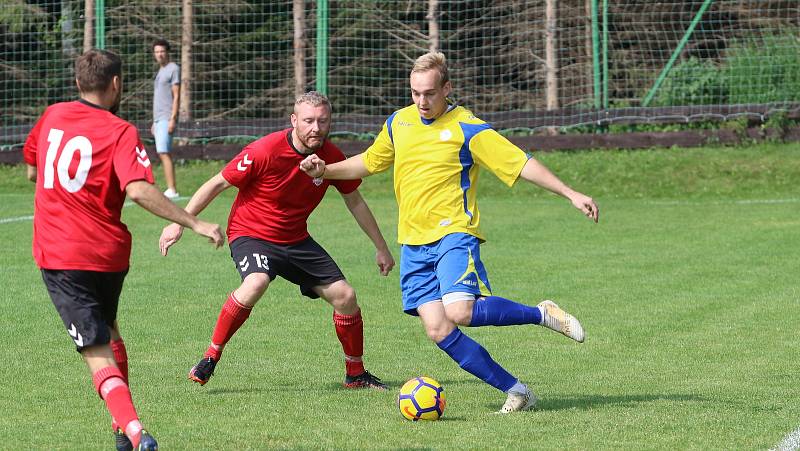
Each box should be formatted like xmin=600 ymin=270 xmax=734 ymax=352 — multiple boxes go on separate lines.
xmin=41 ymin=269 xmax=128 ymax=352
xmin=229 ymin=236 xmax=345 ymax=299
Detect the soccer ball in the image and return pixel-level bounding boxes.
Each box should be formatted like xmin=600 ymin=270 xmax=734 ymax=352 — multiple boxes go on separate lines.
xmin=397 ymin=376 xmax=446 ymax=421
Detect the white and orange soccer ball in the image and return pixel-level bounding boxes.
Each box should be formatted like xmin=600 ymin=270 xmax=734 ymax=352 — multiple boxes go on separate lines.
xmin=397 ymin=376 xmax=446 ymax=421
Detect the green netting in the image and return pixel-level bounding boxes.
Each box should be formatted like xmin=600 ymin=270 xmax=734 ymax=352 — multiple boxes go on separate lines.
xmin=2 ymin=0 xmax=800 ymax=150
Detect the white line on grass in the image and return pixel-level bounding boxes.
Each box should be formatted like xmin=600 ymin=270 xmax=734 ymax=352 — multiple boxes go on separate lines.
xmin=0 ymin=215 xmax=33 ymax=224
xmin=645 ymin=198 xmax=800 ymax=206
xmin=772 ymin=427 xmax=800 ymax=451
xmin=0 ymin=197 xmax=188 ymax=225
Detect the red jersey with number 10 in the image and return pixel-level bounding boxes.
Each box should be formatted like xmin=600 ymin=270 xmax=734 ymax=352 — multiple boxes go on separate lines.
xmin=23 ymin=100 xmax=155 ymax=272
xmin=222 ymin=129 xmax=361 ymax=245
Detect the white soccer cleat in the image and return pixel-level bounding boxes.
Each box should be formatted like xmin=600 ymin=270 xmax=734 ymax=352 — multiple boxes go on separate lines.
xmin=163 ymin=188 xmax=180 ymax=200
xmin=497 ymin=387 xmax=537 ymax=414
xmin=538 ymin=300 xmax=585 ymax=343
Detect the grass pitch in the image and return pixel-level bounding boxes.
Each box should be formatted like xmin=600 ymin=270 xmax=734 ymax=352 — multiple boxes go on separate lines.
xmin=1 ymin=143 xmax=798 ymax=450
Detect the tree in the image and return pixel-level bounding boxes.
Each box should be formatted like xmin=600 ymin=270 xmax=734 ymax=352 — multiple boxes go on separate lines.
xmin=293 ymin=0 xmax=306 ymax=97
xmin=180 ymin=0 xmax=192 ymax=121
xmin=83 ymin=0 xmax=93 ymax=52
xmin=427 ymin=0 xmax=438 ymax=53
xmin=545 ymin=0 xmax=558 ymax=111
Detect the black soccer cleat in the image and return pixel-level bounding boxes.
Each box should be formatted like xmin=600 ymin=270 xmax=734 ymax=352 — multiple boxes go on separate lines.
xmin=188 ymin=356 xmax=217 ymax=386
xmin=136 ymin=430 xmax=158 ymax=451
xmin=114 ymin=427 xmax=133 ymax=451
xmin=344 ymin=370 xmax=388 ymax=390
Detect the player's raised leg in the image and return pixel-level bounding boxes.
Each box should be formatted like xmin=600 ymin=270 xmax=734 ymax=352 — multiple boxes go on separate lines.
xmin=189 ymin=273 xmax=265 ymax=385
xmin=315 ymin=280 xmax=387 ymax=390
xmin=466 ymin=295 xmax=585 ymax=343
xmin=435 ymin=233 xmax=585 ymax=342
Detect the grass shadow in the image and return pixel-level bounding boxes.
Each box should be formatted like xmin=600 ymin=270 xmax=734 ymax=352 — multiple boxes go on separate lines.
xmin=202 ymin=387 xmax=273 ymax=395
xmin=536 ymin=393 xmax=704 ymax=412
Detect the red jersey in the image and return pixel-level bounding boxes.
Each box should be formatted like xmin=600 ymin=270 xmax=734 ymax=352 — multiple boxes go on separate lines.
xmin=23 ymin=100 xmax=154 ymax=272
xmin=222 ymin=129 xmax=361 ymax=245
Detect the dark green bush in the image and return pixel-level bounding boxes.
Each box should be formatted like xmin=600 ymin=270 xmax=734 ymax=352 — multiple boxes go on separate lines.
xmin=651 ymin=34 xmax=800 ymax=107
xmin=652 ymin=57 xmax=727 ymax=106
xmin=725 ymin=34 xmax=800 ymax=104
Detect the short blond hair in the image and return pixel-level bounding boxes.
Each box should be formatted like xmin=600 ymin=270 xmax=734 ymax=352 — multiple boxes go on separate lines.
xmin=411 ymin=52 xmax=449 ymax=86
xmin=295 ymin=91 xmax=332 ymax=112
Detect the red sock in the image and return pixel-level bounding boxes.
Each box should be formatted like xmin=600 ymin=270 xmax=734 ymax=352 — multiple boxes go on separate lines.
xmin=109 ymin=339 xmax=129 ymax=432
xmin=333 ymin=309 xmax=365 ymax=376
xmin=206 ymin=293 xmax=252 ymax=361
xmin=110 ymin=339 xmax=129 ymax=383
xmin=93 ymin=366 xmax=143 ymax=446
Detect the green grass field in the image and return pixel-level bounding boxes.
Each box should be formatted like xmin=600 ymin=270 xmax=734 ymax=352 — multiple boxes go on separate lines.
xmin=1 ymin=143 xmax=799 ymax=450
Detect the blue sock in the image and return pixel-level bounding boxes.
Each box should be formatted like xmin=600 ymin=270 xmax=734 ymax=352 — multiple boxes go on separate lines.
xmin=436 ymin=328 xmax=516 ymax=392
xmin=469 ymin=295 xmax=542 ymax=327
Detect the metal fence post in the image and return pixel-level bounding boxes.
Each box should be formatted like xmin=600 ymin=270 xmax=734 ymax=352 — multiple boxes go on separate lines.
xmin=95 ymin=0 xmax=105 ymax=49
xmin=642 ymin=0 xmax=715 ymax=107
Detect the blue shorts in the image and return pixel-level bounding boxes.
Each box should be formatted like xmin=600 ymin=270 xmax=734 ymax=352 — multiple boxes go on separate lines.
xmin=399 ymin=233 xmax=492 ymax=316
xmin=153 ymin=119 xmax=173 ymax=153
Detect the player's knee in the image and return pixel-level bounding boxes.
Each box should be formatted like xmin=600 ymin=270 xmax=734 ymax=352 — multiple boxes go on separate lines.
xmin=441 ymin=293 xmax=475 ymax=325
xmin=425 ymin=324 xmax=455 ymax=343
xmin=109 ymin=320 xmax=122 ymax=340
xmin=239 ymin=273 xmax=270 ymax=303
xmin=330 ymin=284 xmax=357 ymax=311
xmin=247 ymin=272 xmax=270 ymax=292
xmin=443 ymin=303 xmax=473 ymax=326
xmin=444 ymin=309 xmax=471 ymax=326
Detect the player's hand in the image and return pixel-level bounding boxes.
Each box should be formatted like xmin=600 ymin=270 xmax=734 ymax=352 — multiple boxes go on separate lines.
xmin=569 ymin=192 xmax=599 ymax=223
xmin=159 ymin=223 xmax=184 ymax=256
xmin=376 ymin=247 xmax=395 ymax=276
xmin=299 ymin=154 xmax=326 ymax=178
xmin=193 ymin=220 xmax=225 ymax=249
xmin=150 ymin=122 xmax=155 ymax=137
xmin=168 ymin=118 xmax=177 ymax=134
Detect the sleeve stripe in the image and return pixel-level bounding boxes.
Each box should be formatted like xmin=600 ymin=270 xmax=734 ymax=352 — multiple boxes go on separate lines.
xmin=386 ymin=111 xmax=399 ymax=144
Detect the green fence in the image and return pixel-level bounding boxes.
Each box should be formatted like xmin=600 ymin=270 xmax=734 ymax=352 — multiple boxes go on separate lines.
xmin=2 ymin=0 xmax=800 ymax=149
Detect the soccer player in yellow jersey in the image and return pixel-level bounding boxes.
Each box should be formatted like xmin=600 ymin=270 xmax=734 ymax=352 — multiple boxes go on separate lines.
xmin=300 ymin=52 xmax=599 ymax=413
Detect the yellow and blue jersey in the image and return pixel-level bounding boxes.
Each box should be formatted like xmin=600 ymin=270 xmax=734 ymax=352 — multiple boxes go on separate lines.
xmin=363 ymin=103 xmax=530 ymax=245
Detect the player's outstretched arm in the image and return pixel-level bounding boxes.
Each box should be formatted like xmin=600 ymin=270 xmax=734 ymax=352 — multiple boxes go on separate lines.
xmin=159 ymin=172 xmax=231 ymax=255
xmin=125 ymin=180 xmax=225 ymax=251
xmin=299 ymin=153 xmax=371 ymax=180
xmin=341 ymin=189 xmax=395 ymax=276
xmin=518 ymin=158 xmax=599 ymax=223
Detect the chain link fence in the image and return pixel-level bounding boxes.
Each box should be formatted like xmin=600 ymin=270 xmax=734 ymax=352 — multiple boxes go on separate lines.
xmin=3 ymin=0 xmax=800 ymax=150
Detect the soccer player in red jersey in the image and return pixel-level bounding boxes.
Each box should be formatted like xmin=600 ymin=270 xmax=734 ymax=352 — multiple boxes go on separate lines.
xmin=24 ymin=49 xmax=224 ymax=451
xmin=159 ymin=91 xmax=395 ymax=390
